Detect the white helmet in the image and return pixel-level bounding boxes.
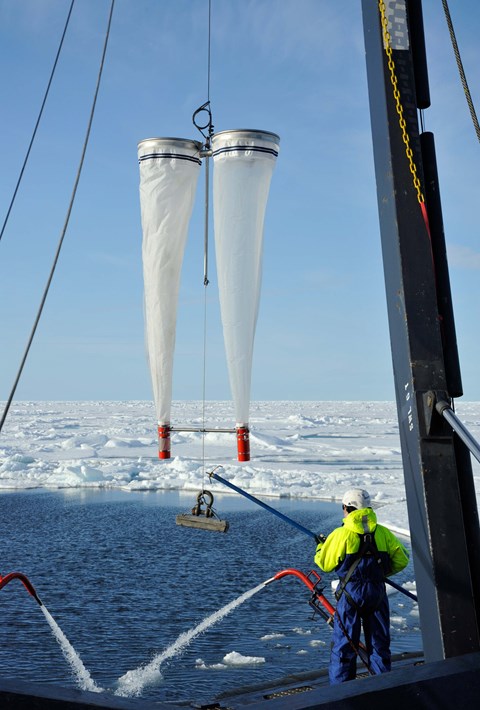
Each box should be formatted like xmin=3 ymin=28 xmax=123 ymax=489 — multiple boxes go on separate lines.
xmin=342 ymin=488 xmax=371 ymax=510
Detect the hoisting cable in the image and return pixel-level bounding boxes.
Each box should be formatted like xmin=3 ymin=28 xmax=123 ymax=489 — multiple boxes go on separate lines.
xmin=0 ymin=0 xmax=115 ymax=436
xmin=201 ymin=251 xmax=209 ymax=471
xmin=441 ymin=0 xmax=480 ymax=144
xmin=192 ymin=0 xmax=215 ymax=479
xmin=0 ymin=0 xmax=76 ymax=244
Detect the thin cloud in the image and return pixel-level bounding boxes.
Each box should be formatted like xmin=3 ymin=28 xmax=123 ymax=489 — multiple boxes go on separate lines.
xmin=448 ymin=244 xmax=480 ymax=270
xmin=87 ymin=251 xmax=138 ymax=269
xmin=1 ymin=0 xmax=60 ymax=34
xmin=213 ymin=0 xmax=351 ymax=68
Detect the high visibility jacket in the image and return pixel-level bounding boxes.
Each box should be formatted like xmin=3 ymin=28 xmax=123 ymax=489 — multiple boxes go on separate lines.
xmin=316 ymin=507 xmax=409 ymax=684
xmin=314 ymin=507 xmax=409 ymax=580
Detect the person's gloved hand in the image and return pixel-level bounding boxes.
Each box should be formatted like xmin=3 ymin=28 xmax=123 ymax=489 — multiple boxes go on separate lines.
xmin=315 ymin=533 xmax=326 ymax=552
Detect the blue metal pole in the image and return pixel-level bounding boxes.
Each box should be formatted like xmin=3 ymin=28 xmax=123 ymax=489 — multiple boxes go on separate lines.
xmin=385 ymin=577 xmax=417 ymax=601
xmin=209 ymin=471 xmax=320 ymax=542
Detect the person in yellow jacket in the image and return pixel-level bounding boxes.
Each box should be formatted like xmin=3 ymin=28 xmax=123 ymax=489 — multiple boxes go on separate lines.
xmin=315 ymin=488 xmax=409 ymax=684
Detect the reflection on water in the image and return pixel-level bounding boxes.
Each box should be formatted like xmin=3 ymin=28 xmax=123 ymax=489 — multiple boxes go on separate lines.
xmin=0 ymin=490 xmax=420 ymax=702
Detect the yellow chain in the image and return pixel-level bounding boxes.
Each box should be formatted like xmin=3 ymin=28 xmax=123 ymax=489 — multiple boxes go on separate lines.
xmin=378 ymin=0 xmax=425 ymax=204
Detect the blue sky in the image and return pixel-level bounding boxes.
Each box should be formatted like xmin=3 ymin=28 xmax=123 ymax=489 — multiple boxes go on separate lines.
xmin=0 ymin=0 xmax=479 ymax=404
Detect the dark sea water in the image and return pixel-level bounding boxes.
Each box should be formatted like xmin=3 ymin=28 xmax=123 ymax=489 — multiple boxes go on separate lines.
xmin=0 ymin=490 xmax=420 ymax=704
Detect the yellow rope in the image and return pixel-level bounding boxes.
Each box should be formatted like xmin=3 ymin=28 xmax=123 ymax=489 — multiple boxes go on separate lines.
xmin=378 ymin=0 xmax=425 ymax=204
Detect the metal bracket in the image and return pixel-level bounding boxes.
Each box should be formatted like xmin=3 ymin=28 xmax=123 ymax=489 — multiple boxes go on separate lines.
xmin=420 ymin=390 xmax=450 ymax=437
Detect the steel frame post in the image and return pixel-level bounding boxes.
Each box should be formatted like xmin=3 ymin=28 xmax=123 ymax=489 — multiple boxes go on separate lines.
xmin=362 ymin=0 xmax=480 ymax=660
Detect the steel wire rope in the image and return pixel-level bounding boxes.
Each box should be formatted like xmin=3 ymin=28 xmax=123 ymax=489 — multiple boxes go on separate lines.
xmin=0 ymin=0 xmax=116 ymax=435
xmin=206 ymin=0 xmax=212 ymax=106
xmin=197 ymin=0 xmax=214 ymax=482
xmin=0 ymin=0 xmax=76 ymax=244
xmin=441 ymin=0 xmax=480 ymax=144
xmin=201 ymin=276 xmax=209 ymax=473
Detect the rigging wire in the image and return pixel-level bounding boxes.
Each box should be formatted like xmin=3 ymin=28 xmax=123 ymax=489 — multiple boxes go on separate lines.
xmin=0 ymin=0 xmax=76 ymax=244
xmin=207 ymin=0 xmax=212 ymax=104
xmin=202 ymin=0 xmax=213 ymax=480
xmin=0 ymin=0 xmax=116 ymax=435
xmin=441 ymin=0 xmax=480 ymax=144
xmin=192 ymin=0 xmax=214 ymax=479
xmin=201 ymin=277 xmax=209 ymax=469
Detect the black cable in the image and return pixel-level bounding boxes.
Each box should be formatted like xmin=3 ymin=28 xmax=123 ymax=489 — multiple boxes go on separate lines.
xmin=201 ymin=0 xmax=213 ymax=479
xmin=192 ymin=0 xmax=214 ymax=141
xmin=207 ymin=0 xmax=212 ymax=103
xmin=0 ymin=0 xmax=76 ymax=243
xmin=441 ymin=0 xmax=480 ymax=143
xmin=0 ymin=0 xmax=116 ymax=435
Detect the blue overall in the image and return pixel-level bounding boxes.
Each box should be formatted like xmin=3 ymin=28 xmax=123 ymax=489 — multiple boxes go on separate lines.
xmin=314 ymin=507 xmax=409 ymax=684
xmin=331 ymin=551 xmax=391 ymax=683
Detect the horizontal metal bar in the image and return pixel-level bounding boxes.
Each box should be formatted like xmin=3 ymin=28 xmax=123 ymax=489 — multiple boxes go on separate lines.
xmin=170 ymin=426 xmax=236 ymax=433
xmin=436 ymin=401 xmax=480 ymax=465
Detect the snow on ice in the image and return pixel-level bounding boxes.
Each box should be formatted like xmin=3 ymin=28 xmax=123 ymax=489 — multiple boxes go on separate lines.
xmin=1 ymin=399 xmax=479 ymax=534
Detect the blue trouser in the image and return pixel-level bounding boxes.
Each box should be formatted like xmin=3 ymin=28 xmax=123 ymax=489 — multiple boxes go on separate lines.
xmin=329 ymin=591 xmax=391 ymax=684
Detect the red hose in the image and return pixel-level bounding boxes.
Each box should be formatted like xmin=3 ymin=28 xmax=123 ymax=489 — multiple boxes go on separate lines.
xmin=0 ymin=572 xmax=43 ymax=606
xmin=272 ymin=568 xmax=375 ymax=670
xmin=273 ymin=568 xmax=336 ymax=616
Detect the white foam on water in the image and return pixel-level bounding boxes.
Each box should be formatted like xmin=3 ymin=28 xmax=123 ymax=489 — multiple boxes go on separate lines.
xmin=41 ymin=605 xmax=103 ymax=693
xmin=195 ymin=657 xmax=228 ymax=670
xmin=260 ymin=633 xmax=285 ymax=640
xmin=115 ymin=580 xmax=268 ymax=697
xmin=195 ymin=651 xmax=266 ymax=670
xmin=222 ymin=650 xmax=265 ymax=666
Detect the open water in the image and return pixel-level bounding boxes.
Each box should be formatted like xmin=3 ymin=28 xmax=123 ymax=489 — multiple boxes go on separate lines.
xmin=0 ymin=490 xmax=420 ymax=704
